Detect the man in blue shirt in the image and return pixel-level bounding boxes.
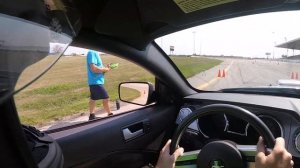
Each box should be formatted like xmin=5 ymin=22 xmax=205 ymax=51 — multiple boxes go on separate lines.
xmin=86 ymin=50 xmax=113 ymax=120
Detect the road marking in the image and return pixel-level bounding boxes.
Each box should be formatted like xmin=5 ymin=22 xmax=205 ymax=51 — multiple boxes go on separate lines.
xmin=225 ymin=60 xmax=233 ymax=72
xmin=197 ymin=61 xmax=234 ymax=90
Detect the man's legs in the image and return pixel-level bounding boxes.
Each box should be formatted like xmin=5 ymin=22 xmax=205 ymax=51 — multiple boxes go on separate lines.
xmin=103 ymin=98 xmax=112 ymax=116
xmin=89 ymin=99 xmax=96 ymax=114
xmin=89 ymin=85 xmax=112 ymax=119
xmin=89 ymin=99 xmax=97 ymax=120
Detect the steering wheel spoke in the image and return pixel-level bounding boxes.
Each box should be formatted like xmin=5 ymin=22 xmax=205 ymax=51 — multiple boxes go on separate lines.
xmin=175 ymin=150 xmax=199 ymax=168
xmin=176 ymin=145 xmax=271 ymax=168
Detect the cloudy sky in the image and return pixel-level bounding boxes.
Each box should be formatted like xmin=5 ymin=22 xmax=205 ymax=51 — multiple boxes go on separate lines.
xmin=66 ymin=11 xmax=300 ymax=58
xmin=155 ymin=10 xmax=300 ymax=58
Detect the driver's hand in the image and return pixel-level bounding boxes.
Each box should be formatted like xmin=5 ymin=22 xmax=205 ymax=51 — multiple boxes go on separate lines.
xmin=256 ymin=137 xmax=294 ymax=168
xmin=155 ymin=139 xmax=184 ymax=168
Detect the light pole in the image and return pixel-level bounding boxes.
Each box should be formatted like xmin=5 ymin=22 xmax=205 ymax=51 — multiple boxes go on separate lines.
xmin=272 ymin=32 xmax=275 ymax=59
xmin=284 ymin=37 xmax=288 ymax=57
xmin=273 ymin=42 xmax=276 ymax=59
xmin=199 ymin=33 xmax=202 ymax=56
xmin=193 ymin=31 xmax=196 ymax=55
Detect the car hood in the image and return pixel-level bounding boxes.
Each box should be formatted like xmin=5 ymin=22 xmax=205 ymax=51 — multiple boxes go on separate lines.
xmin=220 ymin=81 xmax=300 ymax=99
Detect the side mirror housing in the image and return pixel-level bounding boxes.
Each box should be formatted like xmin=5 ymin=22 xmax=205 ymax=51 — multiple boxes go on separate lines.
xmin=118 ymin=82 xmax=155 ymax=106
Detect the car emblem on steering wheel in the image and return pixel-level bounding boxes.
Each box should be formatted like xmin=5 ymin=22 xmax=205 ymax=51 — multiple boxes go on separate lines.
xmin=211 ymin=160 xmax=224 ymax=168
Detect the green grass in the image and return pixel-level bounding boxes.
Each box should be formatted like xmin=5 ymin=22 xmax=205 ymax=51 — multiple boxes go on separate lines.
xmin=29 ymin=83 xmax=82 ymax=95
xmin=15 ymin=55 xmax=221 ymax=126
xmin=120 ymin=87 xmax=141 ymax=101
xmin=171 ymin=56 xmax=222 ymax=78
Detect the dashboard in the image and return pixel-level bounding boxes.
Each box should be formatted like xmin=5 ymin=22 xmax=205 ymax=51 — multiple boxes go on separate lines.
xmin=176 ymin=92 xmax=300 ymax=159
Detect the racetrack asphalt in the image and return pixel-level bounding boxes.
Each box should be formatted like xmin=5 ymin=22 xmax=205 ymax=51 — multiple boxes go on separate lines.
xmin=188 ymin=57 xmax=300 ymax=90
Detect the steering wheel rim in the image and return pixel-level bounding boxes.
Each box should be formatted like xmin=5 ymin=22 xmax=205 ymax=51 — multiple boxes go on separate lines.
xmin=170 ymin=104 xmax=275 ymax=155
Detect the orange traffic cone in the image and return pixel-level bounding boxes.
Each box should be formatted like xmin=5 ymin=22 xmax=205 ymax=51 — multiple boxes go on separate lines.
xmin=222 ymin=69 xmax=226 ymax=78
xmin=296 ymin=72 xmax=299 ymax=80
xmin=217 ymin=69 xmax=221 ymax=77
xmin=291 ymin=72 xmax=294 ymax=79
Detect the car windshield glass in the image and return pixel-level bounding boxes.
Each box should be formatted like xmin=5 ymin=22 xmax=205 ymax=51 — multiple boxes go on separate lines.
xmin=155 ymin=11 xmax=300 ymax=95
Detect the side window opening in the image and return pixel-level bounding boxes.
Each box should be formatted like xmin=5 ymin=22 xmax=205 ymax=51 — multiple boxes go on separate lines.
xmin=14 ymin=48 xmax=155 ymax=131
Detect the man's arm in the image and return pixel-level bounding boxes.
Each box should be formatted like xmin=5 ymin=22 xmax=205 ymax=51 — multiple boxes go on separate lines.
xmin=89 ymin=63 xmax=110 ymax=73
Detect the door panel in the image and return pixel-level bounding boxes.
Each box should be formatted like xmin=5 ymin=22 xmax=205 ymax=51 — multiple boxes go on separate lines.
xmin=49 ymin=105 xmax=177 ymax=167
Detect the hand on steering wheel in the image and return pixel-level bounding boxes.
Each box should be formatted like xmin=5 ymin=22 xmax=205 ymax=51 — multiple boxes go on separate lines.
xmin=170 ymin=104 xmax=276 ymax=168
xmin=155 ymin=137 xmax=293 ymax=168
xmin=256 ymin=137 xmax=294 ymax=168
xmin=155 ymin=140 xmax=184 ymax=168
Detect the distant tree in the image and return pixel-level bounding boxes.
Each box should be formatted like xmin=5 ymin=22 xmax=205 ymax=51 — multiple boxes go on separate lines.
xmin=52 ymin=45 xmax=64 ymax=54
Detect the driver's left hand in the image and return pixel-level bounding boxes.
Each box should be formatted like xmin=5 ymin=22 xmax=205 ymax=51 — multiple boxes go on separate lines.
xmin=155 ymin=139 xmax=184 ymax=168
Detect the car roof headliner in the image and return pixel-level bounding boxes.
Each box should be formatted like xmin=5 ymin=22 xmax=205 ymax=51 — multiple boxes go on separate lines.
xmin=72 ymin=0 xmax=300 ymax=50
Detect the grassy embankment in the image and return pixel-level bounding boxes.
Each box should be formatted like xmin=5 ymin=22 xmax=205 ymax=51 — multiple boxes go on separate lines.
xmin=15 ymin=55 xmax=221 ymax=126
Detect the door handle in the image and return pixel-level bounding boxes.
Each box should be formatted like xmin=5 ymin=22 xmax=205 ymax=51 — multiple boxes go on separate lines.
xmin=122 ymin=128 xmax=143 ymax=140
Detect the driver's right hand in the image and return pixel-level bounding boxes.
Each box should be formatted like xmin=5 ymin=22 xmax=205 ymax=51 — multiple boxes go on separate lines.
xmin=256 ymin=137 xmax=294 ymax=168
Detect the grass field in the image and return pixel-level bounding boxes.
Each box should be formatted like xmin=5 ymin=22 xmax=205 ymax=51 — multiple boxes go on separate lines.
xmin=171 ymin=56 xmax=222 ymax=78
xmin=120 ymin=87 xmax=141 ymax=102
xmin=15 ymin=55 xmax=221 ymax=126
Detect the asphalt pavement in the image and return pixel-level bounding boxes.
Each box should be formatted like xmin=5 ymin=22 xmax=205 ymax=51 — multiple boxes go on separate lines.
xmin=188 ymin=58 xmax=300 ymax=90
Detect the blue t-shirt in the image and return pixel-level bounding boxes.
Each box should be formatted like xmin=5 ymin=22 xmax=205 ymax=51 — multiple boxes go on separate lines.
xmin=86 ymin=50 xmax=105 ymax=85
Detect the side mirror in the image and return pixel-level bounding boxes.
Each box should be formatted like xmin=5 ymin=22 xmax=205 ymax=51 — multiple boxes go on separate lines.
xmin=118 ymin=82 xmax=155 ymax=106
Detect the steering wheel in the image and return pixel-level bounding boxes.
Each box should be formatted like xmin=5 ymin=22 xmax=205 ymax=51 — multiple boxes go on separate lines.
xmin=170 ymin=104 xmax=275 ymax=168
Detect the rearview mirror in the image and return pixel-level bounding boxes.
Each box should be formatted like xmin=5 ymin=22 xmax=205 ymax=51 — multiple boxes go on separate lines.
xmin=119 ymin=82 xmax=155 ymax=106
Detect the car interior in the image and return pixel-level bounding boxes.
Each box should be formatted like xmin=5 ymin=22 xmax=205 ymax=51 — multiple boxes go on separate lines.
xmin=1 ymin=0 xmax=300 ymax=168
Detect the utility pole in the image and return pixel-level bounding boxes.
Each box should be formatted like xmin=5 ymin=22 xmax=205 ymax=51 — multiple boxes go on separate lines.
xmin=199 ymin=33 xmax=201 ymax=56
xmin=285 ymin=37 xmax=288 ymax=57
xmin=273 ymin=42 xmax=276 ymax=59
xmin=272 ymin=32 xmax=275 ymax=59
xmin=193 ymin=31 xmax=196 ymax=55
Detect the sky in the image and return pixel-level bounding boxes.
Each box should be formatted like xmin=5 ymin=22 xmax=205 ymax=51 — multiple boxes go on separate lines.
xmin=65 ymin=11 xmax=300 ymax=58
xmin=155 ymin=10 xmax=300 ymax=58
xmin=65 ymin=46 xmax=89 ymax=55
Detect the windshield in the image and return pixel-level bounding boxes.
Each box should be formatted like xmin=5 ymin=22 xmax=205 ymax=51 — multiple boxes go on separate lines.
xmin=156 ymin=11 xmax=300 ymax=93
